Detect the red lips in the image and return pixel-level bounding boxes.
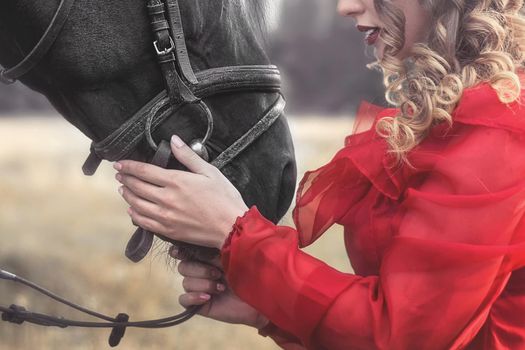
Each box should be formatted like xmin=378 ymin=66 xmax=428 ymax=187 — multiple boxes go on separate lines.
xmin=356 ymin=25 xmax=379 ymax=32
xmin=356 ymin=25 xmax=381 ymax=45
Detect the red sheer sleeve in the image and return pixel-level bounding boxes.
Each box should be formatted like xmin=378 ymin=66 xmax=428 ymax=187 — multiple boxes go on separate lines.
xmin=221 ymin=85 xmax=525 ymax=349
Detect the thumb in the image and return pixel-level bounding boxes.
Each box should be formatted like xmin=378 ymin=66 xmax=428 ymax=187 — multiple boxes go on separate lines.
xmin=170 ymin=135 xmax=211 ymax=175
xmin=170 ymin=244 xmax=222 ymax=268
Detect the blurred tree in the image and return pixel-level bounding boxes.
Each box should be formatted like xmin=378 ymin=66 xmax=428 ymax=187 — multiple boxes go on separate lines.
xmin=269 ymin=0 xmax=386 ymax=114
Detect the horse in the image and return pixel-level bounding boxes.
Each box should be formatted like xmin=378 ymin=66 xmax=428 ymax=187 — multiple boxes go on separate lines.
xmin=0 ymin=0 xmax=296 ymax=345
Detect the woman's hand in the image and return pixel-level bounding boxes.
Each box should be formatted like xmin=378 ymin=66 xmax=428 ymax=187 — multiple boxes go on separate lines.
xmin=114 ymin=135 xmax=249 ymax=249
xmin=171 ymin=245 xmax=269 ymax=329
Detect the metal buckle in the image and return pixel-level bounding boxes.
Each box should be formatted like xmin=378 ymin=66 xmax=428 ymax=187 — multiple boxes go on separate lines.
xmin=153 ymin=37 xmax=175 ymax=55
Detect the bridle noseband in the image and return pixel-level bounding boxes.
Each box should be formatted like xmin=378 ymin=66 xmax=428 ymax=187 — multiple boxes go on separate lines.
xmin=1 ymin=0 xmax=287 ymax=346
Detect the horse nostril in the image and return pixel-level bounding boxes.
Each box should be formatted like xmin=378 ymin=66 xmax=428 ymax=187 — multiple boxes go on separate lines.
xmin=276 ymin=160 xmax=298 ymax=221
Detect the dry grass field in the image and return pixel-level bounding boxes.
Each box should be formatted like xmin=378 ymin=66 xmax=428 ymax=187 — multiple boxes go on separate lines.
xmin=0 ymin=114 xmax=354 ymax=350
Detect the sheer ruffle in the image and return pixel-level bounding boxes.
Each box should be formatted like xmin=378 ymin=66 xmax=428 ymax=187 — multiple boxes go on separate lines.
xmin=453 ymin=79 xmax=525 ymax=134
xmin=293 ymin=81 xmax=525 ymax=248
xmin=293 ymin=101 xmax=401 ymax=247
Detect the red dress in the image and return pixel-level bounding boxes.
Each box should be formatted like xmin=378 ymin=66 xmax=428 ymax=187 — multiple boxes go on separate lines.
xmin=221 ymin=80 xmax=525 ymax=350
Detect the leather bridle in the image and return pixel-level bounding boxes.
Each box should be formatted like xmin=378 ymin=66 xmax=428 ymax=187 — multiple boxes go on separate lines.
xmin=0 ymin=0 xmax=286 ymax=346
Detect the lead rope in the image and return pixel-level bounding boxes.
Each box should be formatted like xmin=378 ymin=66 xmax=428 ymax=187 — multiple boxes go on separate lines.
xmin=0 ymin=269 xmax=200 ymax=347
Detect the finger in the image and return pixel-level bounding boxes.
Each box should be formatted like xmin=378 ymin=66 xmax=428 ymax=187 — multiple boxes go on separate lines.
xmin=114 ymin=160 xmax=171 ymax=187
xmin=120 ymin=186 xmax=164 ymax=221
xmin=169 ymin=244 xmax=192 ymax=260
xmin=128 ymin=207 xmax=170 ymax=236
xmin=179 ymin=292 xmax=211 ymax=308
xmin=205 ymin=255 xmax=222 ymax=269
xmin=177 ymin=260 xmax=222 ymax=280
xmin=169 ymin=244 xmax=221 ymax=266
xmin=116 ymin=173 xmax=164 ymax=203
xmin=170 ymin=135 xmax=215 ymax=176
xmin=182 ymin=277 xmax=226 ymax=294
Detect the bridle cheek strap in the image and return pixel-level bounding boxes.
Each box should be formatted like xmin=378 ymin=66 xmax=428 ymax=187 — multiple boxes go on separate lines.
xmin=147 ymin=0 xmax=199 ymax=105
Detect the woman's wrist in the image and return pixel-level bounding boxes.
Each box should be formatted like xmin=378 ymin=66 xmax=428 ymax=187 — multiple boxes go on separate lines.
xmin=214 ymin=204 xmax=250 ymax=249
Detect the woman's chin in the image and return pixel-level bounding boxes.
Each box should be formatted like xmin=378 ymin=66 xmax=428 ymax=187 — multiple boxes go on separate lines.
xmin=373 ymin=47 xmax=383 ymax=61
xmin=373 ymin=41 xmax=385 ymax=61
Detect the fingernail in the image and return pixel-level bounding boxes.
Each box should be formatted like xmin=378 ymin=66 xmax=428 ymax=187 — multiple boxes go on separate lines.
xmin=127 ymin=207 xmax=132 ymax=215
xmin=113 ymin=162 xmax=122 ymax=171
xmin=199 ymin=294 xmax=211 ymax=301
xmin=217 ymin=283 xmax=226 ymax=292
xmin=115 ymin=173 xmax=122 ymax=182
xmin=118 ymin=186 xmax=124 ymax=196
xmin=171 ymin=135 xmax=185 ymax=148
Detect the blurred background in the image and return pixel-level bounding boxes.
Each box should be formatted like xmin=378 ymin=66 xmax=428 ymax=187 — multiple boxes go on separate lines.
xmin=0 ymin=0 xmax=386 ymax=349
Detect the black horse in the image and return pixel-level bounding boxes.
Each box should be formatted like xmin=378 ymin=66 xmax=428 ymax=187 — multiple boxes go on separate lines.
xmin=0 ymin=0 xmax=296 ymax=345
xmin=0 ymin=0 xmax=296 ymax=229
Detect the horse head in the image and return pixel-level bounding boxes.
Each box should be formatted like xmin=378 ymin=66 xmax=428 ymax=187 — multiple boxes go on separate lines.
xmin=0 ymin=0 xmax=296 ymax=233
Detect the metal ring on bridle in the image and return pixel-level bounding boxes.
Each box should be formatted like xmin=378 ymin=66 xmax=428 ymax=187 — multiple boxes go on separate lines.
xmin=145 ymin=104 xmax=161 ymax=151
xmin=144 ymin=99 xmax=214 ymax=152
xmin=0 ymin=71 xmax=16 ymax=85
xmin=195 ymin=100 xmax=214 ymax=146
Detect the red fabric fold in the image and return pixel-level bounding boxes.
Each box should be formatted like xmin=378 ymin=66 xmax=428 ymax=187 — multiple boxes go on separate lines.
xmin=293 ymin=102 xmax=401 ymax=248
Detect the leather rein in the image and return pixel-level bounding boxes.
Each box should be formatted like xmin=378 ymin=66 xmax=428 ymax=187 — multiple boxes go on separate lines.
xmin=0 ymin=269 xmax=197 ymax=347
xmin=0 ymin=0 xmax=286 ymax=347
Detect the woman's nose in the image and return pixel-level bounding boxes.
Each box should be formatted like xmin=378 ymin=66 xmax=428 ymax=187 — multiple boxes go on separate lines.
xmin=337 ymin=0 xmax=366 ymax=17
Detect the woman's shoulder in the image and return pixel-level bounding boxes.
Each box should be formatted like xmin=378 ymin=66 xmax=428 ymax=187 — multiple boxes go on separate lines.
xmin=451 ymin=74 xmax=525 ymax=134
xmin=298 ymin=75 xmax=525 ymax=209
xmin=406 ymin=76 xmax=525 ymax=196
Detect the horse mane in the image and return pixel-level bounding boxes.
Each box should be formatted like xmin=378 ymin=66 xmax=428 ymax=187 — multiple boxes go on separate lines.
xmin=224 ymin=0 xmax=280 ymax=40
xmin=242 ymin=0 xmax=269 ymax=30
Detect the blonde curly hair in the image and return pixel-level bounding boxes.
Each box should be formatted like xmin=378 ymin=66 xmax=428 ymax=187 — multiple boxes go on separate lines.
xmin=370 ymin=0 xmax=525 ymax=166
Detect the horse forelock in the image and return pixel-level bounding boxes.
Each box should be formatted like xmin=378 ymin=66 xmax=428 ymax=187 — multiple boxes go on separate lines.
xmin=222 ymin=0 xmax=282 ymax=37
xmin=246 ymin=0 xmax=282 ymax=32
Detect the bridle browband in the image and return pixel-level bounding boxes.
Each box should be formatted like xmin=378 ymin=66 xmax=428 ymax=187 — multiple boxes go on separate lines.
xmin=0 ymin=0 xmax=286 ymax=346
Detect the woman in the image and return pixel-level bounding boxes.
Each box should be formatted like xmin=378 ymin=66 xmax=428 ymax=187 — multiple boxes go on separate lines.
xmin=113 ymin=0 xmax=525 ymax=349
